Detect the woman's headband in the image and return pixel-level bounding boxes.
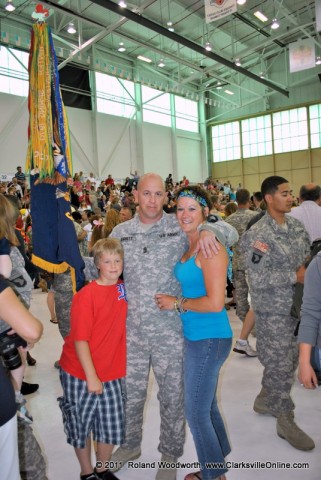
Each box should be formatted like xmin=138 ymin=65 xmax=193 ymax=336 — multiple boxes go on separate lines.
xmin=177 ymin=189 xmax=208 ymax=208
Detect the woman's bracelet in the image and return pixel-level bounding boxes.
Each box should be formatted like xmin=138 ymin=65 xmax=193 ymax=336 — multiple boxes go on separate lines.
xmin=174 ymin=296 xmax=188 ymax=314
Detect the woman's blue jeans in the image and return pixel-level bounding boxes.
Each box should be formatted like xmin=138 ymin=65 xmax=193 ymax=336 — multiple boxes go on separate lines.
xmin=184 ymin=337 xmax=232 ymax=480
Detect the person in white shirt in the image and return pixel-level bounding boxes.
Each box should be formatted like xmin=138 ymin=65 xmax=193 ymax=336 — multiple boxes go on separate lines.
xmin=288 ymin=183 xmax=321 ymax=242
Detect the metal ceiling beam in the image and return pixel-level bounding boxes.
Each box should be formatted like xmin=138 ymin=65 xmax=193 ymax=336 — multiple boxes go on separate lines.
xmin=233 ymin=12 xmax=286 ymax=49
xmin=89 ymin=0 xmax=289 ymax=97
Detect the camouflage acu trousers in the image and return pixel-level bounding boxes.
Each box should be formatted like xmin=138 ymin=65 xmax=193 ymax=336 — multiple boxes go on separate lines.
xmin=256 ymin=313 xmax=298 ymax=415
xmin=121 ymin=323 xmax=185 ymax=458
xmin=53 ymin=271 xmax=73 ymax=339
xmin=234 ymin=269 xmax=250 ymax=322
xmin=18 ymin=421 xmax=48 ymax=480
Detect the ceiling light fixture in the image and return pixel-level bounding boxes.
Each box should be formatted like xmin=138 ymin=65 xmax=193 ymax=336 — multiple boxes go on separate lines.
xmin=118 ymin=42 xmax=126 ymax=52
xmin=5 ymin=0 xmax=15 ymax=12
xmin=225 ymin=89 xmax=234 ymax=95
xmin=237 ymin=0 xmax=247 ymax=5
xmin=271 ymin=18 xmax=279 ymax=29
xmin=67 ymin=22 xmax=76 ymax=34
xmin=216 ymin=82 xmax=222 ymax=90
xmin=235 ymin=57 xmax=241 ymax=67
xmin=167 ymin=20 xmax=175 ymax=32
xmin=205 ymin=42 xmax=212 ymax=52
xmin=260 ymin=72 xmax=265 ymax=78
xmin=118 ymin=1 xmax=127 ymax=7
xmin=254 ymin=11 xmax=268 ymax=22
xmin=137 ymin=55 xmax=152 ymax=63
xmin=316 ymin=56 xmax=321 ymax=65
xmin=158 ymin=59 xmax=165 ymax=67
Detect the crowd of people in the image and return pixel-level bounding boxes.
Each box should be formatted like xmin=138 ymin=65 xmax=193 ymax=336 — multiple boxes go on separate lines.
xmin=0 ymin=167 xmax=320 ymax=480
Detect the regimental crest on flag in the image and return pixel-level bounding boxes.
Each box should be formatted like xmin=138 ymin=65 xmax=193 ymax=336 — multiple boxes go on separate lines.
xmin=31 ymin=4 xmax=50 ymax=22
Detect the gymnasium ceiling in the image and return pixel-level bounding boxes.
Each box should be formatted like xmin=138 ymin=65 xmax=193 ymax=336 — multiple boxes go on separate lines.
xmin=0 ymin=0 xmax=320 ymax=109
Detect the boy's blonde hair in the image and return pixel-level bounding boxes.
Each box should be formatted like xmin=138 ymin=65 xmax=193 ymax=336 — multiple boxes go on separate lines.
xmin=93 ymin=238 xmax=124 ymax=267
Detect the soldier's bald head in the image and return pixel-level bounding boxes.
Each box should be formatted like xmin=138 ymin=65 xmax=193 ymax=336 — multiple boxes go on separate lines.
xmin=299 ymin=183 xmax=321 ymax=203
xmin=137 ymin=173 xmax=165 ymax=192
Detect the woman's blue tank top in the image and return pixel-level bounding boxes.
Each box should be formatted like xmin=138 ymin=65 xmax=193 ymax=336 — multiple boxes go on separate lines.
xmin=174 ymin=256 xmax=232 ymax=341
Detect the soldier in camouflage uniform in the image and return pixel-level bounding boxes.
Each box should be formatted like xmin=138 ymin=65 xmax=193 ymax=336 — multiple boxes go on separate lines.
xmin=239 ymin=176 xmax=315 ymax=451
xmin=225 ymin=189 xmax=257 ymax=322
xmin=225 ymin=189 xmax=257 ymax=356
xmin=18 ymin=422 xmax=48 ymax=480
xmin=108 ymin=174 xmax=188 ymax=480
xmin=53 ymin=270 xmax=74 ymax=340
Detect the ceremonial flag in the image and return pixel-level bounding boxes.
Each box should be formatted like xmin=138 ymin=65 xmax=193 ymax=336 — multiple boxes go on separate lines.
xmin=26 ymin=8 xmax=84 ymax=292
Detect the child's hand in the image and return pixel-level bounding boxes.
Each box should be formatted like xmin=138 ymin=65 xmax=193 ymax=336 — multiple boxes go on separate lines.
xmin=87 ymin=376 xmax=103 ymax=394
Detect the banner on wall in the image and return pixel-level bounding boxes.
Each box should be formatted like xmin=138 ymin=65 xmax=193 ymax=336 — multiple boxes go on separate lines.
xmin=289 ymin=39 xmax=316 ymax=73
xmin=205 ymin=0 xmax=237 ymax=24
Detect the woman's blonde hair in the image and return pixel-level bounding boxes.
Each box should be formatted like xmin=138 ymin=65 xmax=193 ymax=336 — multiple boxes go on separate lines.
xmin=90 ymin=209 xmax=121 ymax=251
xmin=103 ymin=209 xmax=120 ymax=237
xmin=93 ymin=237 xmax=124 ymax=267
xmin=0 ymin=194 xmax=19 ymax=245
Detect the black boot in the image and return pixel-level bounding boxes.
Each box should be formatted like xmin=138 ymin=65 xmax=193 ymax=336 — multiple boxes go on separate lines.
xmin=27 ymin=351 xmax=37 ymax=366
xmin=21 ymin=381 xmax=39 ymax=395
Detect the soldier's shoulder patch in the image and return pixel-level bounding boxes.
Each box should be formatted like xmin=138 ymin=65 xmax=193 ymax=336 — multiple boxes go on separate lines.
xmin=253 ymin=240 xmax=269 ymax=253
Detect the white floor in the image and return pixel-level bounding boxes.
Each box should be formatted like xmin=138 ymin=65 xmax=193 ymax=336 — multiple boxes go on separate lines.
xmin=25 ymin=289 xmax=321 ymax=480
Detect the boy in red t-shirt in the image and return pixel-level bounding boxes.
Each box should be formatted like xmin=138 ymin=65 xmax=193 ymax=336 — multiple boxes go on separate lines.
xmin=58 ymin=238 xmax=127 ymax=480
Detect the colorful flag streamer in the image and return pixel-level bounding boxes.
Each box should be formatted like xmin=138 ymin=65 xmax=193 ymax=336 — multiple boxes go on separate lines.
xmin=26 ymin=14 xmax=84 ymax=292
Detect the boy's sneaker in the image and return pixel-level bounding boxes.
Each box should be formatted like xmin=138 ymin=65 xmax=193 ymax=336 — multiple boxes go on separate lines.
xmin=80 ymin=473 xmax=98 ymax=480
xmin=233 ymin=340 xmax=257 ymax=357
xmin=95 ymin=469 xmax=120 ymax=479
xmin=16 ymin=398 xmax=33 ymax=424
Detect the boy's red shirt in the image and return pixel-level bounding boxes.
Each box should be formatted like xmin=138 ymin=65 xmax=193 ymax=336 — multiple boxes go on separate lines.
xmin=60 ymin=280 xmax=127 ymax=382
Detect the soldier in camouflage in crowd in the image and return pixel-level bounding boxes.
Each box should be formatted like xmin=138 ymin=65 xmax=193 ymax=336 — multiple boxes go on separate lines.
xmin=53 ymin=270 xmax=74 ymax=340
xmin=239 ymin=175 xmax=315 ymax=451
xmin=18 ymin=422 xmax=48 ymax=480
xmin=225 ymin=189 xmax=257 ymax=357
xmin=109 ymin=174 xmax=187 ymax=480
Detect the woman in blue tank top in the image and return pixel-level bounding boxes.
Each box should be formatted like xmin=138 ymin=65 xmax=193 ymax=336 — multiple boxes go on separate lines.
xmin=155 ymin=185 xmax=232 ymax=480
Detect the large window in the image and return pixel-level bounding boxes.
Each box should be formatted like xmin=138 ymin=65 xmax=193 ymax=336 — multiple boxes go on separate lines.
xmin=309 ymin=104 xmax=321 ymax=148
xmin=211 ymin=105 xmax=316 ymax=162
xmin=142 ymin=86 xmax=171 ymax=127
xmin=241 ymin=115 xmax=272 ymax=157
xmin=95 ymin=73 xmax=136 ymax=118
xmin=0 ymin=47 xmax=29 ymax=97
xmin=273 ymin=107 xmax=308 ymax=153
xmin=211 ymin=121 xmax=241 ymax=162
xmin=174 ymin=96 xmax=199 ymax=133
